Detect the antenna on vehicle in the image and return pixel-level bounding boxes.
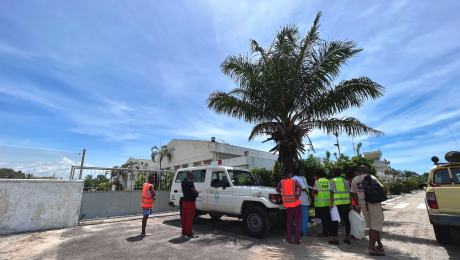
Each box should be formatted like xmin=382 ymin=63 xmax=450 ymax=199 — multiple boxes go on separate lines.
xmin=444 ymin=121 xmax=460 ymax=151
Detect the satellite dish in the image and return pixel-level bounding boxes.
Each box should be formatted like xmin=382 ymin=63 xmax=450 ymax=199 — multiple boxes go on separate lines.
xmin=445 ymin=151 xmax=460 ymax=163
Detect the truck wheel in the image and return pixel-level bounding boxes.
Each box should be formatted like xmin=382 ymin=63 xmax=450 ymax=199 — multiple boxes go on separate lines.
xmin=209 ymin=213 xmax=222 ymax=221
xmin=243 ymin=206 xmax=271 ymax=238
xmin=433 ymin=225 xmax=452 ymax=244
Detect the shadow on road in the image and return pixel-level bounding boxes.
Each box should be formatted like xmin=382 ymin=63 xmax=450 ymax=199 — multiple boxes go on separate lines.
xmin=169 ymin=237 xmax=190 ymax=244
xmin=126 ymin=235 xmax=144 ymax=242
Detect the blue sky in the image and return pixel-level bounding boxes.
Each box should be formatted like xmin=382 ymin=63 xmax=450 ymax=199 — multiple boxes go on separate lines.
xmin=1 ymin=0 xmax=460 ymax=178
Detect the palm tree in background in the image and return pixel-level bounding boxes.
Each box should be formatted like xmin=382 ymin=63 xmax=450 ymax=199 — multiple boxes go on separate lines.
xmin=151 ymin=145 xmax=172 ymax=170
xmin=207 ymin=11 xmax=384 ymax=170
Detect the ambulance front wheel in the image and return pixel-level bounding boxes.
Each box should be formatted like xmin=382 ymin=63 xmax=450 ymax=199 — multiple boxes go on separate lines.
xmin=243 ymin=206 xmax=271 ymax=238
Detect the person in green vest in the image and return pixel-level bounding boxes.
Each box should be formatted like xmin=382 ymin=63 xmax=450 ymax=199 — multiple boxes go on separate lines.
xmin=328 ymin=167 xmax=353 ymax=245
xmin=313 ymin=169 xmax=331 ymax=237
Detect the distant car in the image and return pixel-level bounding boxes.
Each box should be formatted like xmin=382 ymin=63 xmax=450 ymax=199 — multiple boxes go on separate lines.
xmin=168 ymin=165 xmax=287 ymax=238
xmin=425 ymin=151 xmax=460 ymax=244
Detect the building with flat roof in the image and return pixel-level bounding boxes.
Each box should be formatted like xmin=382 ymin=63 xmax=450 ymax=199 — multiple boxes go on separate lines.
xmin=117 ymin=139 xmax=278 ymax=190
xmin=363 ymin=150 xmax=399 ymax=183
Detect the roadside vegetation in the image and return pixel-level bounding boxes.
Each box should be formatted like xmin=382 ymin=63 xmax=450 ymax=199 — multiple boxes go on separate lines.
xmin=0 ymin=168 xmax=57 ymax=179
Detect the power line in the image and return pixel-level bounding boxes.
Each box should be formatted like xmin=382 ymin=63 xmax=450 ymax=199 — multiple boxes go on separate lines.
xmin=444 ymin=121 xmax=460 ymax=151
xmin=0 ymin=146 xmax=81 ymax=155
xmin=0 ymin=142 xmax=82 ymax=151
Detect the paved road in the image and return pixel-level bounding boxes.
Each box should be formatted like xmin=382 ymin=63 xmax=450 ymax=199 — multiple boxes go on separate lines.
xmin=1 ymin=191 xmax=459 ymax=260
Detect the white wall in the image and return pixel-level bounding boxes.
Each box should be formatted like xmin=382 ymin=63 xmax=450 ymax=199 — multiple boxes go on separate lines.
xmin=0 ymin=179 xmax=84 ymax=235
xmin=210 ymin=156 xmax=276 ymax=170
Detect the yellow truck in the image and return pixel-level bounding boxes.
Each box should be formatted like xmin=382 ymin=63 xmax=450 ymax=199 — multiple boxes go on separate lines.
xmin=425 ymin=151 xmax=460 ymax=244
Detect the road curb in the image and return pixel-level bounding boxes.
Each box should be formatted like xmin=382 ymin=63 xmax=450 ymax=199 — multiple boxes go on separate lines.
xmin=78 ymin=210 xmax=180 ymax=226
xmin=383 ymin=190 xmax=421 ymax=206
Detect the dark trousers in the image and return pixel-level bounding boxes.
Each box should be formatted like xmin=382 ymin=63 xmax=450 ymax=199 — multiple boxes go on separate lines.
xmin=287 ymin=204 xmax=302 ymax=244
xmin=316 ymin=206 xmax=331 ymax=236
xmin=330 ymin=204 xmax=351 ymax=236
xmin=182 ymin=201 xmax=196 ymax=236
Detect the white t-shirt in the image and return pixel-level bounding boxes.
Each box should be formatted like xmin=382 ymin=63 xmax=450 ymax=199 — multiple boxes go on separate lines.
xmin=292 ymin=175 xmax=310 ymax=206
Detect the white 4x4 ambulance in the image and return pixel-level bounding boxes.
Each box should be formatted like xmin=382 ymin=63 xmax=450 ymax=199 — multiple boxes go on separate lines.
xmin=168 ymin=165 xmax=287 ymax=238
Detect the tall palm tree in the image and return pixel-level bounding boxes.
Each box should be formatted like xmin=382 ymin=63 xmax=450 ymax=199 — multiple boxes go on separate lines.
xmin=151 ymin=145 xmax=172 ymax=170
xmin=206 ymin=11 xmax=384 ymax=170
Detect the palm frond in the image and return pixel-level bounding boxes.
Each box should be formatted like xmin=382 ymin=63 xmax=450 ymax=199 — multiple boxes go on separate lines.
xmin=313 ymin=117 xmax=384 ymax=137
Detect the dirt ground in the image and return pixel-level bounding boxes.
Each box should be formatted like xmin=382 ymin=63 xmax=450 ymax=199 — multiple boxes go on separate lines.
xmin=1 ymin=191 xmax=459 ymax=260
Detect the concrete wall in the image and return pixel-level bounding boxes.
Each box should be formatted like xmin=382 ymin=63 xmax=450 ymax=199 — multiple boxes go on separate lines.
xmin=79 ymin=190 xmax=173 ymax=219
xmin=0 ymin=179 xmax=84 ymax=235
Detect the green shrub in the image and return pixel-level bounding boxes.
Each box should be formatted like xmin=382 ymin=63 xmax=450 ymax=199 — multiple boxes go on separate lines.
xmin=402 ymin=178 xmax=418 ymax=193
xmin=390 ymin=180 xmax=403 ymax=195
xmin=133 ymin=172 xmax=146 ymax=190
xmin=382 ymin=181 xmax=389 ymax=195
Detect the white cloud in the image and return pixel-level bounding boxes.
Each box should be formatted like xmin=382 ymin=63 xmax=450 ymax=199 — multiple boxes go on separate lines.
xmin=0 ymin=157 xmax=87 ymax=179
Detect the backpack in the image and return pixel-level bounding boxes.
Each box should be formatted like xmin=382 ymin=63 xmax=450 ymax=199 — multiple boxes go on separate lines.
xmin=362 ymin=174 xmax=387 ymax=204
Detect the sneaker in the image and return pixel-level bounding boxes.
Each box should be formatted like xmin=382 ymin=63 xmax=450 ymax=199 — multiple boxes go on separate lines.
xmin=187 ymin=233 xmax=199 ymax=238
xmin=283 ymin=238 xmax=292 ymax=244
xmin=180 ymin=234 xmax=187 ymax=238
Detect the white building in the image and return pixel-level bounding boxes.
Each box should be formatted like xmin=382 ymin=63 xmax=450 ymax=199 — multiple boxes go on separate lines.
xmin=117 ymin=139 xmax=278 ymax=190
xmin=363 ymin=150 xmax=398 ymax=183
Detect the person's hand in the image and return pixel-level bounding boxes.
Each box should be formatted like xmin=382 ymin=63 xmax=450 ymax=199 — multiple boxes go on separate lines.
xmin=329 ymin=204 xmax=333 ymax=210
xmin=354 ymin=205 xmax=361 ymax=214
xmin=349 ymin=204 xmax=354 ymax=211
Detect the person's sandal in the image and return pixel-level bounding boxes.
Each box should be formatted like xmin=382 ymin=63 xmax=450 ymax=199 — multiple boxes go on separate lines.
xmin=376 ymin=246 xmax=385 ymax=252
xmin=369 ymin=251 xmax=385 ymax=256
xmin=328 ymin=240 xmax=339 ymax=245
xmin=283 ymin=238 xmax=292 ymax=244
xmin=343 ymin=239 xmax=351 ymax=244
xmin=317 ymin=234 xmax=329 ymax=237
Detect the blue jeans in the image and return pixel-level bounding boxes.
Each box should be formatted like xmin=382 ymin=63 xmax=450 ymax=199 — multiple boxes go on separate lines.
xmin=300 ymin=205 xmax=309 ymax=234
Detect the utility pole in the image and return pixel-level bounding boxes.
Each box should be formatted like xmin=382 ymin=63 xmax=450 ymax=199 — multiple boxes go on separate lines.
xmin=78 ymin=149 xmax=86 ymax=179
xmin=333 ymin=132 xmax=340 ymax=157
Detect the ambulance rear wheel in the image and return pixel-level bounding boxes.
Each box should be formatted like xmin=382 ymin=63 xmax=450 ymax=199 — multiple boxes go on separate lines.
xmin=243 ymin=206 xmax=271 ymax=238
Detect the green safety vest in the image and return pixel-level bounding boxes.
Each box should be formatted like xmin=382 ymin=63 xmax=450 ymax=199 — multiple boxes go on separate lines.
xmin=332 ymin=177 xmax=351 ymax=206
xmin=314 ymin=178 xmax=330 ymax=207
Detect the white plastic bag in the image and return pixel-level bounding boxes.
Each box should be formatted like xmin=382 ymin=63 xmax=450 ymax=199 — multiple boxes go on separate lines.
xmin=330 ymin=206 xmax=340 ymax=221
xmin=349 ymin=210 xmax=366 ymax=239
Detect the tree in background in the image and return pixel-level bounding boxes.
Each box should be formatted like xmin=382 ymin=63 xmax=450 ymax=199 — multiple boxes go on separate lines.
xmin=151 ymin=145 xmax=172 ymax=170
xmin=133 ymin=172 xmax=147 ymax=190
xmin=0 ymin=168 xmax=55 ymax=179
xmin=207 ymin=11 xmax=384 ymax=170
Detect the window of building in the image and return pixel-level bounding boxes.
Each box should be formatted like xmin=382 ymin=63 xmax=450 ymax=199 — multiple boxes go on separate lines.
xmin=182 ymin=164 xmax=189 ymax=168
xmin=175 ymin=170 xmax=206 ymax=183
xmin=433 ymin=169 xmax=451 ymax=184
xmin=193 ymin=161 xmax=201 ymax=166
xmin=174 ymin=165 xmax=180 ymax=170
xmin=203 ymin=160 xmax=212 ymax=165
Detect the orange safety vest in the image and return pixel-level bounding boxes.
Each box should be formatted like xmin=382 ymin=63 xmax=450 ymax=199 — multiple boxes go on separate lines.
xmin=281 ymin=179 xmax=301 ymax=208
xmin=141 ymin=183 xmax=154 ymax=208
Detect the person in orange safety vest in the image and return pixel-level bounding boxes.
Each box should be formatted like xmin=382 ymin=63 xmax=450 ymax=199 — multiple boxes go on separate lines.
xmin=276 ymin=169 xmax=303 ymax=244
xmin=141 ymin=175 xmax=156 ymax=237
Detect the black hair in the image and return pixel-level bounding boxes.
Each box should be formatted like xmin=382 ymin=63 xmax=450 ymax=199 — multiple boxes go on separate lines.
xmin=284 ymin=168 xmax=292 ymax=177
xmin=293 ymin=168 xmax=300 ymax=176
xmin=333 ymin=167 xmax=342 ymax=177
xmin=316 ymin=169 xmax=326 ymax=178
